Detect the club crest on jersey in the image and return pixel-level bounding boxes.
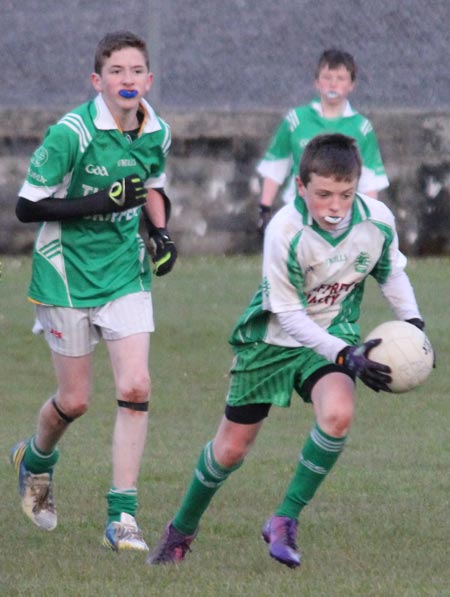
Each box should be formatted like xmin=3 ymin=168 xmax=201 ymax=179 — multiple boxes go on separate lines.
xmin=354 ymin=252 xmax=371 ymax=273
xmin=31 ymin=146 xmax=49 ymax=168
xmin=85 ymin=164 xmax=109 ymax=176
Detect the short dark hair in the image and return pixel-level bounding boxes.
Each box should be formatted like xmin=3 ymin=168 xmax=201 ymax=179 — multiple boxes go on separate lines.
xmin=299 ymin=134 xmax=362 ymax=185
xmin=315 ymin=49 xmax=357 ymax=82
xmin=94 ymin=31 xmax=150 ymax=74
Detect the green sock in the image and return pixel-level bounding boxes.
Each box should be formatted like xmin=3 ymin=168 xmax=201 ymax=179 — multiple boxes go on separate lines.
xmin=23 ymin=437 xmax=59 ymax=474
xmin=106 ymin=488 xmax=138 ymax=522
xmin=276 ymin=423 xmax=347 ymax=520
xmin=173 ymin=440 xmax=242 ymax=535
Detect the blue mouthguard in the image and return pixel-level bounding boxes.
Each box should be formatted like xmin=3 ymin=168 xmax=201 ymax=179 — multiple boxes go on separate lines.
xmin=119 ymin=90 xmax=138 ymax=98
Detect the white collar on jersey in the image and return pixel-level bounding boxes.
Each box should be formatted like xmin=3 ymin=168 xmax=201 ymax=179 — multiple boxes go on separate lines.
xmin=93 ymin=94 xmax=162 ymax=134
xmin=310 ymin=98 xmax=356 ymax=118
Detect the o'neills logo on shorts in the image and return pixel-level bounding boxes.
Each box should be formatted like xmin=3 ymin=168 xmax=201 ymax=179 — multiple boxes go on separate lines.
xmin=50 ymin=328 xmax=63 ymax=339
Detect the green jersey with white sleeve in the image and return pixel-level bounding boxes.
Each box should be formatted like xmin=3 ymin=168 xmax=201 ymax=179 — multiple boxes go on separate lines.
xmin=257 ymin=100 xmax=389 ymax=203
xmin=19 ymin=95 xmax=171 ymax=308
xmin=230 ymin=193 xmax=419 ymax=352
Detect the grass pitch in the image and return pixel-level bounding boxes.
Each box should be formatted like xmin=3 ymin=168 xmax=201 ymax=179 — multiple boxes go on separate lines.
xmin=0 ymin=255 xmax=448 ymax=596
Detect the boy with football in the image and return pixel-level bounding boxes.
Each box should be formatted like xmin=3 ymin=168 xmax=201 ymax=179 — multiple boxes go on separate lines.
xmin=257 ymin=48 xmax=389 ymax=234
xmin=147 ymin=133 xmax=425 ymax=568
xmin=11 ymin=30 xmax=176 ymax=552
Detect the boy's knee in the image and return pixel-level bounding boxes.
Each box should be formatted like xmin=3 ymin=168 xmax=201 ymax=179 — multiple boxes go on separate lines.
xmin=69 ymin=402 xmax=89 ymax=419
xmin=214 ymin=439 xmax=250 ymax=468
xmin=53 ymin=395 xmax=89 ymax=421
xmin=118 ymin=373 xmax=151 ymax=403
xmin=321 ymin=406 xmax=353 ymax=437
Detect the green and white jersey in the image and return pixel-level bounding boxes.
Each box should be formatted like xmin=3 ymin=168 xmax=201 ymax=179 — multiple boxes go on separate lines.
xmin=257 ymin=99 xmax=389 ymax=203
xmin=19 ymin=94 xmax=171 ymax=307
xmin=230 ymin=194 xmax=410 ymax=349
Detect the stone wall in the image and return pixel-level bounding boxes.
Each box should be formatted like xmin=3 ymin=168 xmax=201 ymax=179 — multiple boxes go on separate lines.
xmin=1 ymin=109 xmax=450 ymax=256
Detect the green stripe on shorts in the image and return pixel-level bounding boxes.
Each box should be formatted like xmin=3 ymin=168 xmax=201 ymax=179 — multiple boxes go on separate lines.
xmin=226 ymin=334 xmax=356 ymax=408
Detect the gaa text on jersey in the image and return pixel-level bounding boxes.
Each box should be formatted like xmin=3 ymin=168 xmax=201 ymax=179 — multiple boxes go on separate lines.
xmin=85 ymin=164 xmax=109 ymax=176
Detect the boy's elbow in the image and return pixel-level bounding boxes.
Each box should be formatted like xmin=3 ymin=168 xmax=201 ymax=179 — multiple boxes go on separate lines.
xmin=16 ymin=199 xmax=29 ymax=222
xmin=16 ymin=197 xmax=35 ymax=222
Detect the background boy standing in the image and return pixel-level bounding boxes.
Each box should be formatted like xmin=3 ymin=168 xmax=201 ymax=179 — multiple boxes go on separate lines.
xmin=147 ymin=134 xmax=426 ymax=569
xmin=257 ymin=49 xmax=389 ymax=234
xmin=11 ymin=31 xmax=176 ymax=552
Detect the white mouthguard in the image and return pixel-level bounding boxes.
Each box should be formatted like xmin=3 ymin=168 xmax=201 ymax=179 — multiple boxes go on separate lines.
xmin=324 ymin=215 xmax=343 ymax=224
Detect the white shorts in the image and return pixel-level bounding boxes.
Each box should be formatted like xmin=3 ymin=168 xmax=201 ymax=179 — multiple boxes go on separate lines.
xmin=35 ymin=292 xmax=154 ymax=357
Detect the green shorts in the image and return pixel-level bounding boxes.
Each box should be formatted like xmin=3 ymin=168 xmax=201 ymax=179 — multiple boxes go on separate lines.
xmin=226 ymin=339 xmax=355 ymax=407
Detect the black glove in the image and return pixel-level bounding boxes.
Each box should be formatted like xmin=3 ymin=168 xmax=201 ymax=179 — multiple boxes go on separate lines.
xmin=106 ymin=174 xmax=147 ymax=210
xmin=405 ymin=318 xmax=435 ymax=367
xmin=336 ymin=339 xmax=392 ymax=392
xmin=405 ymin=318 xmax=425 ymax=331
xmin=150 ymin=228 xmax=177 ymax=276
xmin=257 ymin=204 xmax=272 ymax=235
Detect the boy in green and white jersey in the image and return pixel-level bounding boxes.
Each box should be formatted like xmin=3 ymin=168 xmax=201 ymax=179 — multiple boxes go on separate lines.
xmin=21 ymin=92 xmax=171 ymax=307
xmin=11 ymin=31 xmax=176 ymax=552
xmin=257 ymin=49 xmax=389 ymax=234
xmin=147 ymin=134 xmax=427 ymax=569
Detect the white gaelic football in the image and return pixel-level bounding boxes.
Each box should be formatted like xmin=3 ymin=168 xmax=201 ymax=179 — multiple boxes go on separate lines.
xmin=364 ymin=321 xmax=434 ymax=393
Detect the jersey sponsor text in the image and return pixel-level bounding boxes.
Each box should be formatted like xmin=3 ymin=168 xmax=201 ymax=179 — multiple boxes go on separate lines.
xmin=306 ymin=281 xmax=356 ymax=306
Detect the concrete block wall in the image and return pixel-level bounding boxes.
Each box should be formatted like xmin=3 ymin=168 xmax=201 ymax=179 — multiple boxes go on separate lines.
xmin=2 ymin=109 xmax=450 ymax=257
xmin=2 ymin=1 xmax=450 ymax=256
